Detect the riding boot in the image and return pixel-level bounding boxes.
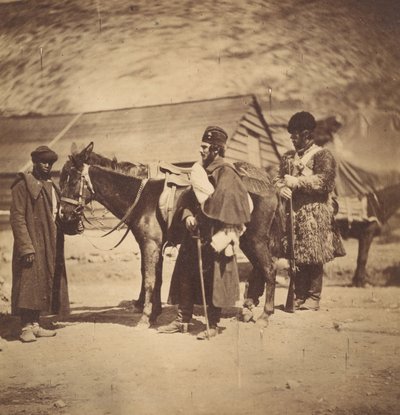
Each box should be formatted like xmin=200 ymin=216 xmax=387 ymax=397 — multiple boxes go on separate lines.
xmin=299 ymin=264 xmax=323 ymax=311
xmin=157 ymin=309 xmax=190 ymax=334
xmin=207 ymin=304 xmax=221 ymax=328
xmin=196 ymin=304 xmax=220 ymax=340
xmin=294 ymin=266 xmax=308 ymax=303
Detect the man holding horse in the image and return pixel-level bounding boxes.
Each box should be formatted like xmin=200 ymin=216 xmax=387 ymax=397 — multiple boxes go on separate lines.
xmin=275 ymin=111 xmax=345 ymax=311
xmin=158 ymin=126 xmax=251 ymax=339
xmin=10 ymin=146 xmax=69 ymax=342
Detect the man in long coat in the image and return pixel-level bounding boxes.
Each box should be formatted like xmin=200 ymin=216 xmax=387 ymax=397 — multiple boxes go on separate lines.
xmin=10 ymin=146 xmax=69 ymax=342
xmin=158 ymin=126 xmax=251 ymax=339
xmin=275 ymin=112 xmax=345 ymax=311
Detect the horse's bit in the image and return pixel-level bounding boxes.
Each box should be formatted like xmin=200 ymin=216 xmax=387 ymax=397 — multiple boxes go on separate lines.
xmin=61 ymin=164 xmax=149 ymax=247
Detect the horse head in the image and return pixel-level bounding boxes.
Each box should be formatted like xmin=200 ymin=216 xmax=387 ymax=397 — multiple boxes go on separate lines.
xmin=58 ymin=142 xmax=95 ymax=232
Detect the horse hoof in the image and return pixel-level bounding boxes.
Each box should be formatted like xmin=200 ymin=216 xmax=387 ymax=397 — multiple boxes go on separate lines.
xmin=118 ymin=300 xmax=144 ymax=313
xmin=255 ymin=313 xmax=269 ymax=329
xmin=131 ymin=306 xmax=145 ymax=314
xmin=134 ymin=320 xmax=150 ymax=330
xmin=241 ymin=307 xmax=255 ymax=323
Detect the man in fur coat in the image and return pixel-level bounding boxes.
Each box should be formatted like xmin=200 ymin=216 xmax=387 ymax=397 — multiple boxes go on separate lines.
xmin=275 ymin=112 xmax=345 ymax=311
xmin=158 ymin=126 xmax=251 ymax=339
xmin=10 ymin=146 xmax=69 ymax=342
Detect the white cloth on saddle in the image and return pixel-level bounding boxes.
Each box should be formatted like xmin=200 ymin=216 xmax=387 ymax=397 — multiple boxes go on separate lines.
xmin=190 ymin=161 xmax=215 ymax=204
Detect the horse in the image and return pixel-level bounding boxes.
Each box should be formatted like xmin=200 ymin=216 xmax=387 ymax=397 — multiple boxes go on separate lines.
xmin=314 ymin=117 xmax=400 ymax=287
xmin=58 ymin=142 xmax=282 ymax=328
xmin=335 ymin=183 xmax=400 ymax=287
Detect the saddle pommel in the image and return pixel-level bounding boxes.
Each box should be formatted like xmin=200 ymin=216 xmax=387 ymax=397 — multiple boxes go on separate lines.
xmin=158 ymin=161 xmax=192 ymax=176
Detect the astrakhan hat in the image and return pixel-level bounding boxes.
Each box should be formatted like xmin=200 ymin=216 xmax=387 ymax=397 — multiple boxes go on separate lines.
xmin=287 ymin=111 xmax=317 ymax=134
xmin=202 ymin=126 xmax=228 ymax=147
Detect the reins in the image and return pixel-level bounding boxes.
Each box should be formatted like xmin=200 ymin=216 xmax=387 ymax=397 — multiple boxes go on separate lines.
xmin=102 ymin=177 xmax=148 ymax=237
xmin=61 ymin=164 xmax=149 ymax=250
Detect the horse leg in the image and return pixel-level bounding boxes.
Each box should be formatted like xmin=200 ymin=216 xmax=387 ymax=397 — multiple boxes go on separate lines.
xmin=137 ymin=239 xmax=162 ymax=328
xmin=149 ymin=254 xmax=163 ymax=323
xmin=129 ymin=280 xmax=144 ymax=313
xmin=352 ymin=222 xmax=379 ymax=287
xmin=240 ymin=233 xmax=275 ymax=327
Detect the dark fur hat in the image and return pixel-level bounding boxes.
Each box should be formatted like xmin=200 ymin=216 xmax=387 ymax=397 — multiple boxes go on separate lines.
xmin=287 ymin=112 xmax=316 ymax=134
xmin=31 ymin=146 xmax=58 ymax=163
xmin=202 ymin=126 xmax=228 ymax=147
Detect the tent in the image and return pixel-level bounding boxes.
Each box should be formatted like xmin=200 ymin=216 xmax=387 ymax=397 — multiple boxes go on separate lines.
xmin=0 ymin=94 xmax=280 ymax=216
xmin=1 ymin=97 xmax=398 ymax=225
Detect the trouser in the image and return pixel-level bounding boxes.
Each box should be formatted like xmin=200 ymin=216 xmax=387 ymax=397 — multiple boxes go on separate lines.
xmin=20 ymin=309 xmax=40 ymax=326
xmin=294 ymin=263 xmax=323 ymax=301
xmin=177 ymin=240 xmax=221 ymax=327
xmin=178 ymin=304 xmax=221 ymax=327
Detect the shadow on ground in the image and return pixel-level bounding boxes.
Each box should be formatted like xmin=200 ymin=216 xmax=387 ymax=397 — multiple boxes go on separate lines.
xmin=0 ymin=303 xmax=242 ymax=341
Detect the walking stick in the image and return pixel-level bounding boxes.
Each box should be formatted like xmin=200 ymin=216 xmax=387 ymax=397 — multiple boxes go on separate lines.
xmin=285 ymin=159 xmax=296 ymax=313
xmin=194 ymin=230 xmax=211 ymax=340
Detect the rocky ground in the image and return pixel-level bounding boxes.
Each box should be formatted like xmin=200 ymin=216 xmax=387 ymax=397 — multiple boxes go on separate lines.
xmin=0 ymin=227 xmax=399 ymax=415
xmin=0 ymin=1 xmax=399 ymax=413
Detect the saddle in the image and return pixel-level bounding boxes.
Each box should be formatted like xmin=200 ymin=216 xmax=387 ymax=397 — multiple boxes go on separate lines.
xmin=157 ymin=161 xmax=192 ymax=229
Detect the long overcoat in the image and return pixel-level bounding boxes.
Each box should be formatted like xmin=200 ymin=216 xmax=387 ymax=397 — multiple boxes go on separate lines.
xmin=275 ymin=145 xmax=345 ymax=265
xmin=169 ymin=158 xmax=251 ymax=308
xmin=10 ymin=172 xmax=69 ymax=316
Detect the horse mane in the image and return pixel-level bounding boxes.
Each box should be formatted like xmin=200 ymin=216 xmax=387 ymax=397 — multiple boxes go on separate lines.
xmin=89 ymin=164 xmax=146 ymax=188
xmin=87 ymin=151 xmax=149 ymax=178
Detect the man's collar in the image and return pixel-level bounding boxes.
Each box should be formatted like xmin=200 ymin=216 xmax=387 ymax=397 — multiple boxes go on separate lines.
xmin=204 ymin=157 xmax=227 ymax=173
xmin=296 ymin=140 xmax=315 ymax=156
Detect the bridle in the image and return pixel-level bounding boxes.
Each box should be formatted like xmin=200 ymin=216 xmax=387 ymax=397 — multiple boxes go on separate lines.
xmin=60 ymin=162 xmax=149 ymax=248
xmin=61 ymin=164 xmax=94 ymax=213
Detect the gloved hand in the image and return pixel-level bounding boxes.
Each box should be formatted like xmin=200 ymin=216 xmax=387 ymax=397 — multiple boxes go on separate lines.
xmin=284 ymin=174 xmax=299 ymax=189
xmin=279 ymin=186 xmax=292 ymax=200
xmin=185 ymin=215 xmax=198 ymax=233
xmin=21 ymin=253 xmax=35 ymax=268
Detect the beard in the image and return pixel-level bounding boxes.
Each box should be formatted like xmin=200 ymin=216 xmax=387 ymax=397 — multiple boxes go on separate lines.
xmin=202 ymin=152 xmax=217 ymax=168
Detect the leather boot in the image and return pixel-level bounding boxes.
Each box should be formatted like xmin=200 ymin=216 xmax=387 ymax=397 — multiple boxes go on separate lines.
xmin=32 ymin=323 xmax=57 ymax=338
xmin=299 ymin=298 xmax=320 ymax=311
xmin=20 ymin=324 xmax=37 ymax=343
xmin=196 ymin=325 xmax=218 ymax=340
xmin=157 ymin=319 xmax=189 ymax=334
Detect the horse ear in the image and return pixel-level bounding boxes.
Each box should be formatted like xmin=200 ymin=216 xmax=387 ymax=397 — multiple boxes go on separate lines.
xmin=82 ymin=142 xmax=94 ymax=162
xmin=68 ymin=154 xmax=78 ymax=167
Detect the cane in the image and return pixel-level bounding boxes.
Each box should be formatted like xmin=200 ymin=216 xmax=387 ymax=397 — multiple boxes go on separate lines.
xmin=194 ymin=230 xmax=211 ymax=340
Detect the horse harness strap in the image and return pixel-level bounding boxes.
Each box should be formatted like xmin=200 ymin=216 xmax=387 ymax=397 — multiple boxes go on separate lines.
xmin=102 ymin=178 xmax=149 ymax=238
xmin=158 ymin=164 xmax=191 ymax=229
xmin=61 ymin=164 xmax=93 ymax=208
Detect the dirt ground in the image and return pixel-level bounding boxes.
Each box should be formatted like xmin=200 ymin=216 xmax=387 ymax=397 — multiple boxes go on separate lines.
xmin=1 ymin=228 xmax=399 ymax=415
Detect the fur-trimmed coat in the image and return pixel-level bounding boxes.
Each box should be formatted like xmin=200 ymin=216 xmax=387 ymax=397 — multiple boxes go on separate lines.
xmin=10 ymin=172 xmax=69 ymax=316
xmin=275 ymin=145 xmax=345 ymax=265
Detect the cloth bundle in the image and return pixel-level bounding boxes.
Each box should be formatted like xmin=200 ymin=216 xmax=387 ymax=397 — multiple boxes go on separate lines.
xmin=190 ymin=162 xmax=215 ymax=204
